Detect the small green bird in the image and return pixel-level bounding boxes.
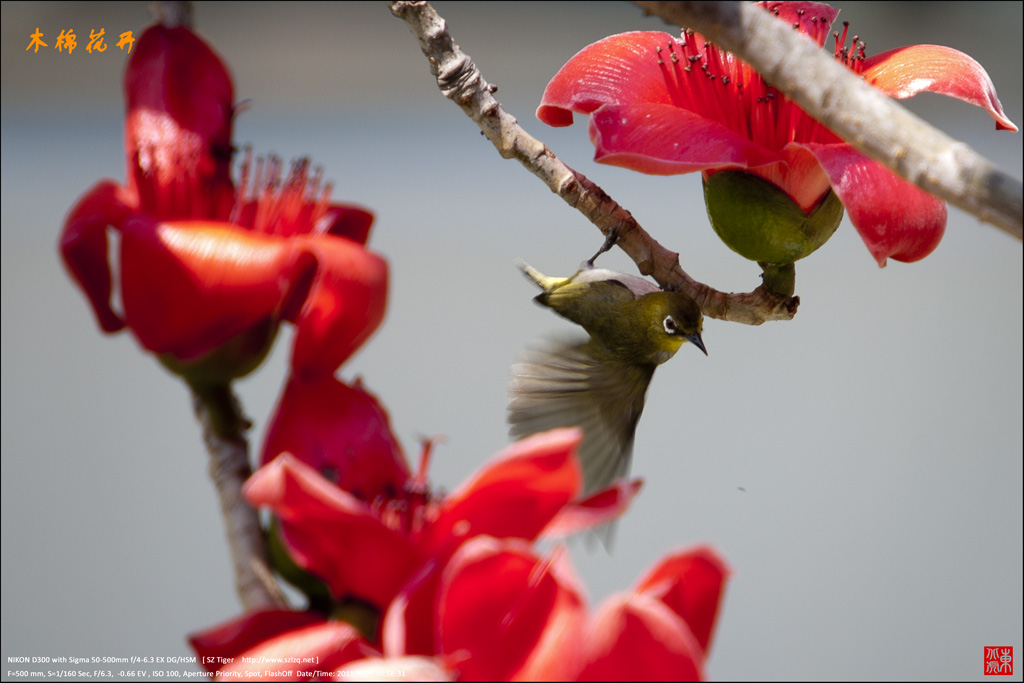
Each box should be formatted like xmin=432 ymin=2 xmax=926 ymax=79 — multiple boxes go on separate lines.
xmin=508 ymin=260 xmax=706 ymax=498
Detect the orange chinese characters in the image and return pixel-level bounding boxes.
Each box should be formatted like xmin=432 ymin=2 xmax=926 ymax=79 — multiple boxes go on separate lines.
xmin=117 ymin=30 xmax=134 ymax=54
xmin=55 ymin=29 xmax=78 ymax=55
xmin=87 ymin=28 xmax=106 ymax=53
xmin=26 ymin=27 xmax=47 ymax=53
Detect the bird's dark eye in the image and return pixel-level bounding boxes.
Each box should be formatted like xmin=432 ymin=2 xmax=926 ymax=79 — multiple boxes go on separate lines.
xmin=663 ymin=315 xmax=677 ymax=334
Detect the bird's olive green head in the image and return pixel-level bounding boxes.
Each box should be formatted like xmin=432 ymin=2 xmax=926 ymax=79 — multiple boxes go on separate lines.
xmin=530 ymin=269 xmax=706 ymax=367
xmin=640 ymin=291 xmax=706 ymax=363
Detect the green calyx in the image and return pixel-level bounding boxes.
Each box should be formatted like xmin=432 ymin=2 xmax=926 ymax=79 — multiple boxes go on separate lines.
xmin=703 ymin=170 xmax=843 ymax=265
xmin=158 ymin=317 xmax=280 ymax=386
xmin=268 ymin=517 xmax=380 ymax=640
xmin=267 ymin=516 xmax=335 ymax=612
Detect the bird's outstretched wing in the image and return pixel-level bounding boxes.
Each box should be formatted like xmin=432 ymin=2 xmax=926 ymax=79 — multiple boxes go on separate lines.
xmin=507 ymin=336 xmax=655 ymax=496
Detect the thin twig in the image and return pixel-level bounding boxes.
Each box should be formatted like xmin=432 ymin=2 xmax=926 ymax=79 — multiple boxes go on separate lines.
xmin=190 ymin=384 xmax=287 ymax=610
xmin=634 ymin=0 xmax=1022 ymax=239
xmin=388 ymin=0 xmax=798 ymax=324
xmin=150 ymin=0 xmax=193 ymax=29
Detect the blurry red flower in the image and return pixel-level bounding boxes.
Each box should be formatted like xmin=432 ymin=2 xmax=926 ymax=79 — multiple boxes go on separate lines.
xmin=192 ymin=429 xmax=645 ymax=678
xmin=336 ymin=655 xmax=453 ymax=681
xmin=245 ymin=428 xmax=638 ymax=614
xmin=190 ymin=606 xmax=455 ymax=680
xmin=538 ymin=2 xmax=1017 ymax=266
xmin=191 ymin=534 xmax=727 ymax=682
xmin=60 ymin=24 xmax=386 ymax=379
xmin=190 ymin=608 xmax=380 ymax=679
xmin=261 ymin=373 xmax=411 ymax=503
xmin=383 ymin=536 xmax=730 ymax=682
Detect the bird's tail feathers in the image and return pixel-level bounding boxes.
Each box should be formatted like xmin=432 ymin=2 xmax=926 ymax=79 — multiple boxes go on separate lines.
xmin=515 ymin=259 xmax=581 ymax=293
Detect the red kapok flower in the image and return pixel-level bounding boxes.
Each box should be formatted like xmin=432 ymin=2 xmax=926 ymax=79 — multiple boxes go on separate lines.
xmin=189 ymin=608 xmax=380 ymax=678
xmin=60 ymin=24 xmax=386 ymax=380
xmin=189 ymin=607 xmax=455 ymax=679
xmin=538 ymin=2 xmax=1017 ymax=266
xmin=261 ymin=373 xmax=411 ymax=503
xmin=244 ymin=429 xmax=639 ymax=626
xmin=191 ymin=540 xmax=727 ymax=681
xmin=192 ymin=429 xmax=642 ymax=676
xmin=383 ymin=537 xmax=730 ymax=681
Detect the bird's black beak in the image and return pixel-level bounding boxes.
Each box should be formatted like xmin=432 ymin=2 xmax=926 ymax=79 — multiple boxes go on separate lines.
xmin=686 ymin=332 xmax=708 ymax=356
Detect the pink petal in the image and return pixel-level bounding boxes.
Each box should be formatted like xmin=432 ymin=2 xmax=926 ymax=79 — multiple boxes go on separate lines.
xmin=863 ymin=45 xmax=1018 ymax=132
xmin=538 ymin=32 xmax=683 ymax=126
xmin=755 ymin=3 xmax=840 ymax=47
xmin=421 ymin=429 xmax=584 ymax=556
xmin=796 ymin=142 xmax=947 ymax=266
xmin=245 ymin=454 xmax=422 ymax=607
xmin=634 ymin=545 xmax=732 ymax=655
xmin=578 ymin=592 xmax=705 ymax=682
xmin=289 ymin=235 xmax=389 ymax=376
xmin=589 ymin=104 xmax=782 ymax=174
xmin=536 ymin=10 xmax=840 ymax=127
xmin=542 ymin=479 xmax=643 ymax=538
xmin=743 ymin=145 xmax=834 ymax=213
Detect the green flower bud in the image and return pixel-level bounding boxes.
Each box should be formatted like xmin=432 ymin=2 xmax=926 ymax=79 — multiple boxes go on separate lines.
xmin=703 ymin=171 xmax=844 ymax=265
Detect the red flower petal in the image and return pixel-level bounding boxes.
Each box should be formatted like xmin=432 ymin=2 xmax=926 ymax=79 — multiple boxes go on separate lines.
xmin=421 ymin=429 xmax=584 ymax=556
xmin=337 ymin=656 xmax=453 ymax=681
xmin=262 ymin=374 xmax=410 ymax=501
xmin=289 ymin=235 xmax=388 ymax=376
xmin=796 ymin=142 xmax=947 ymax=266
xmin=538 ymin=32 xmax=683 ymax=126
xmin=542 ymin=478 xmax=643 ymax=538
xmin=578 ymin=592 xmax=705 ymax=682
xmin=438 ymin=538 xmax=586 ymax=682
xmin=59 ymin=180 xmax=136 ymax=333
xmin=589 ymin=104 xmax=782 ymax=175
xmin=322 ymin=204 xmax=376 ymax=245
xmin=756 ymin=2 xmax=840 ymax=45
xmin=381 ymin=562 xmax=444 ymax=658
xmin=737 ymin=144 xmax=834 ymax=213
xmin=244 ymin=454 xmax=422 ymax=607
xmin=863 ymin=45 xmax=1018 ymax=132
xmin=536 ymin=5 xmax=839 ymax=130
xmin=190 ymin=609 xmax=327 ymax=672
xmin=216 ymin=620 xmax=377 ymax=677
xmin=124 ymin=25 xmax=235 ymax=220
xmin=118 ymin=218 xmax=317 ymax=359
xmin=634 ymin=545 xmax=731 ymax=655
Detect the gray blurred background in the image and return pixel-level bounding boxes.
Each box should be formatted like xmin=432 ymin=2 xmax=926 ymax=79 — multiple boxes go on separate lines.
xmin=2 ymin=2 xmax=1021 ymax=680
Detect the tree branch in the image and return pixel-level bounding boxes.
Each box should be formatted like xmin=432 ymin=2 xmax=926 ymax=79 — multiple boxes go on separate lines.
xmin=388 ymin=0 xmax=799 ymax=324
xmin=189 ymin=383 xmax=287 ymax=610
xmin=634 ymin=0 xmax=1022 ymax=239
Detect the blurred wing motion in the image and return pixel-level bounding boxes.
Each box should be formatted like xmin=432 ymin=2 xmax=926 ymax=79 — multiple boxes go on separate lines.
xmin=508 ymin=336 xmax=655 ymax=496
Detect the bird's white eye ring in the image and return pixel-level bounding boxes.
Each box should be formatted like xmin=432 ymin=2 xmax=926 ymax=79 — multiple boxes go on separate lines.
xmin=663 ymin=315 xmax=677 ymax=334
